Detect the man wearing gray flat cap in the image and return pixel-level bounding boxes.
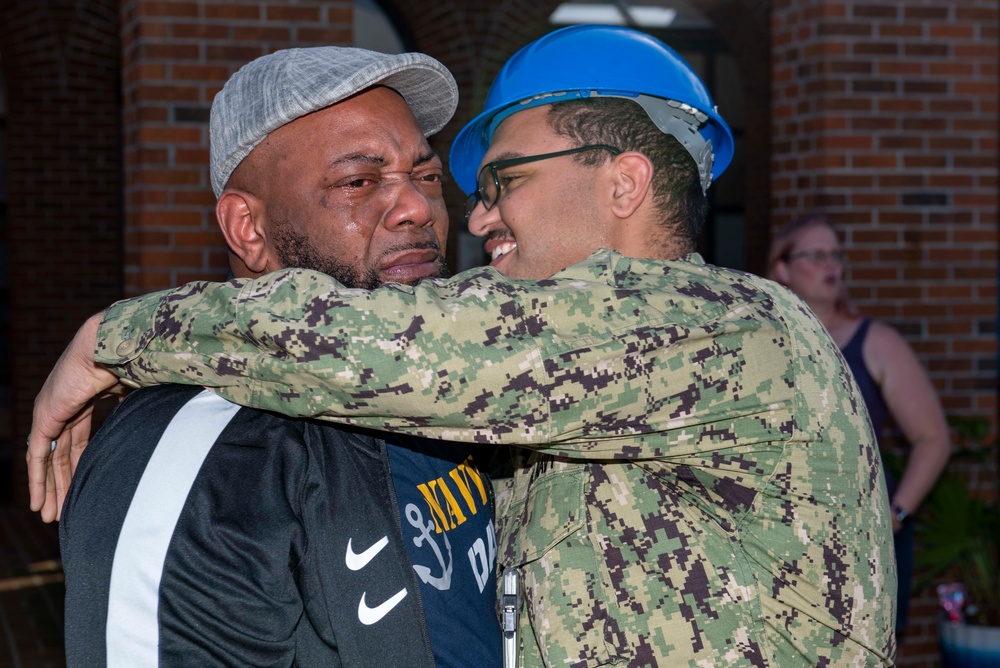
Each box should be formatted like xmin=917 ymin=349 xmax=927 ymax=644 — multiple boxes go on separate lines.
xmin=58 ymin=46 xmax=501 ymax=667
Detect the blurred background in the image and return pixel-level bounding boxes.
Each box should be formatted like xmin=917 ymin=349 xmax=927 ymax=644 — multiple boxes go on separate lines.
xmin=0 ymin=1 xmax=995 ymax=666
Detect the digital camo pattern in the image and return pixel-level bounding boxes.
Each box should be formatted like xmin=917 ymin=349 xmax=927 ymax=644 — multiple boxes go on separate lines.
xmin=97 ymin=250 xmax=896 ymax=667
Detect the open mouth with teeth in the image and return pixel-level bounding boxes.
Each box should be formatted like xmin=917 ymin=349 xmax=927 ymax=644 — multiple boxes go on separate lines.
xmin=491 ymin=242 xmax=517 ymax=261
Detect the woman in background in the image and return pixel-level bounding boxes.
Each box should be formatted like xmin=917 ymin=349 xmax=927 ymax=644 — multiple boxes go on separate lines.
xmin=767 ymin=214 xmax=951 ymax=636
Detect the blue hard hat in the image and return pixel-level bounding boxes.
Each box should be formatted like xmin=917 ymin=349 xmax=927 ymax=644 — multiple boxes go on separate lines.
xmin=449 ymin=24 xmax=735 ymax=195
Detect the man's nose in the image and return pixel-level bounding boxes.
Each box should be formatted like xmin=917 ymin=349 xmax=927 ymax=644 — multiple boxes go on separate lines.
xmin=465 ymin=199 xmax=498 ymax=238
xmin=384 ymin=179 xmax=437 ymax=229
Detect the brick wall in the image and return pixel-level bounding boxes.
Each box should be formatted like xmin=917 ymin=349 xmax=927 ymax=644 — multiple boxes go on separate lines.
xmin=120 ymin=0 xmax=355 ymax=295
xmin=116 ymin=0 xmax=773 ymax=291
xmin=772 ymin=2 xmax=998 ymax=665
xmin=0 ymin=0 xmax=123 ymax=505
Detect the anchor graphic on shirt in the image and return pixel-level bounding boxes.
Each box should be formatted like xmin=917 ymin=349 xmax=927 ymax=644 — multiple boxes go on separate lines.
xmin=405 ymin=503 xmax=452 ymax=591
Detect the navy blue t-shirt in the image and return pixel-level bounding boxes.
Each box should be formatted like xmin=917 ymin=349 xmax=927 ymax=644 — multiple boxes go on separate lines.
xmin=386 ymin=438 xmax=502 ymax=667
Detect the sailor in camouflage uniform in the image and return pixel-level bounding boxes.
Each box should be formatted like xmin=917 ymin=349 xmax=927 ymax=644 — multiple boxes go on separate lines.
xmin=32 ymin=25 xmax=895 ymax=667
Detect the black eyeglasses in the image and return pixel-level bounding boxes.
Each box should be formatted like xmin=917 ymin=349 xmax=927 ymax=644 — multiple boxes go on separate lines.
xmin=463 ymin=144 xmax=621 ymax=222
xmin=786 ymin=249 xmax=846 ymax=264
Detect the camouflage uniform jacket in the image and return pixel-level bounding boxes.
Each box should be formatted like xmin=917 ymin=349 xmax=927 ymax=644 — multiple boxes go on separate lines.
xmin=97 ymin=250 xmax=896 ymax=667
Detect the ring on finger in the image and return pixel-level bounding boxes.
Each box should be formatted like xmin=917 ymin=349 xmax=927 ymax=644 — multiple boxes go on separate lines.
xmin=24 ymin=435 xmax=58 ymax=453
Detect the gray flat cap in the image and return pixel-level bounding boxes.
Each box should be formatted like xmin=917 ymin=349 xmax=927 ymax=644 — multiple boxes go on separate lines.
xmin=210 ymin=46 xmax=458 ymax=197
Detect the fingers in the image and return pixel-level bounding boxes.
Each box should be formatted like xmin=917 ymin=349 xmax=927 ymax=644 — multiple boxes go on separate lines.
xmin=28 ymin=313 xmax=116 ymax=517
xmin=50 ymin=433 xmax=75 ymax=523
xmin=43 ymin=452 xmax=59 ymax=523
xmin=69 ymin=417 xmax=93 ymax=475
xmin=27 ymin=431 xmax=69 ymax=522
xmin=58 ymin=413 xmax=95 ymax=522
xmin=29 ymin=398 xmax=98 ymax=521
xmin=27 ymin=433 xmax=56 ymax=514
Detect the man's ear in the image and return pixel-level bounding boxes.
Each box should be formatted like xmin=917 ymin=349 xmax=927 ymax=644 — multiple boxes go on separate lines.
xmin=217 ymin=190 xmax=268 ymax=274
xmin=608 ymin=152 xmax=654 ymax=219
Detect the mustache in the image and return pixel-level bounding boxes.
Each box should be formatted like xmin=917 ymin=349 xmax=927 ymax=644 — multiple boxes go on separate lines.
xmin=377 ymin=239 xmax=443 ymax=257
xmin=484 ymin=230 xmax=514 ymax=244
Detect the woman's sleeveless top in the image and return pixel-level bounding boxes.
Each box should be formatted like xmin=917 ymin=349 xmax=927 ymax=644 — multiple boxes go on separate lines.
xmin=840 ymin=318 xmax=888 ymax=438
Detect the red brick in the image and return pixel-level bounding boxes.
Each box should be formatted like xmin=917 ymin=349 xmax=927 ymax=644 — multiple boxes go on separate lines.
xmin=175 ymin=269 xmax=228 ymax=284
xmin=129 ymin=188 xmax=170 ymax=206
xmin=854 ymin=5 xmax=897 ymax=19
xmin=903 ymin=117 xmax=948 ymax=132
xmin=876 ymin=285 xmax=922 ymax=300
xmin=129 ymin=62 xmax=167 ymax=82
xmin=132 ymin=227 xmax=173 ymax=245
xmin=174 ymin=190 xmax=216 ymax=206
xmin=853 ymin=267 xmax=899 ymax=281
xmin=879 ymin=136 xmax=924 ymax=150
xmin=852 ymin=155 xmax=898 ymax=169
xmin=232 ymin=26 xmax=292 ymax=41
xmin=928 ymin=174 xmax=975 ymax=188
xmin=853 ymin=229 xmax=900 ymax=244
xmin=128 ymin=269 xmax=173 ymax=291
xmin=171 ymin=23 xmax=230 ymax=39
xmin=205 ymin=44 xmax=266 ymax=61
xmin=135 ymin=147 xmax=169 ymax=164
xmin=879 ymin=24 xmax=922 ymax=38
xmin=929 ymin=61 xmax=975 ymax=77
xmin=903 ymin=155 xmax=948 ymax=169
xmin=955 ymin=229 xmax=999 ymax=244
xmin=954 ymin=193 xmax=1000 ymax=208
xmin=324 ymin=6 xmax=352 ymax=23
xmin=956 ymin=6 xmax=999 ymax=22
xmin=265 ymin=5 xmax=321 ymax=22
xmin=174 ymin=230 xmax=226 ymax=247
xmin=140 ymin=42 xmax=200 ymax=59
xmin=803 ymin=154 xmax=848 ymax=169
xmin=172 ymin=64 xmax=234 ymax=82
xmin=904 ymin=6 xmax=949 ymax=20
xmin=137 ymin=127 xmax=202 ymax=143
xmin=134 ymin=210 xmax=202 ymax=227
xmin=928 ymin=285 xmax=973 ymax=300
xmin=136 ymin=106 xmax=170 ymax=122
xmin=854 ymin=42 xmax=898 ymax=56
xmin=137 ymin=249 xmax=204 ymax=267
xmin=134 ymin=21 xmax=168 ymax=39
xmin=174 ymin=148 xmax=209 ymax=165
xmin=851 ymin=193 xmax=897 ymax=207
xmin=296 ymin=27 xmax=353 ymax=44
xmin=203 ymin=3 xmax=261 ymax=20
xmin=879 ymin=98 xmax=925 ymax=113
xmin=135 ymin=85 xmax=200 ymax=102
xmin=955 ymin=43 xmax=999 ymax=59
xmin=137 ymin=1 xmax=198 ymax=19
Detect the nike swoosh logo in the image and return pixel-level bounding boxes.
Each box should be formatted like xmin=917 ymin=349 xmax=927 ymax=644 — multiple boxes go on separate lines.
xmin=346 ymin=536 xmax=388 ymax=571
xmin=358 ymin=589 xmax=407 ymax=625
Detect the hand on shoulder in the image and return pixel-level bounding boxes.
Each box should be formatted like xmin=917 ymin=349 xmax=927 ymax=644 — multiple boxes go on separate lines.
xmin=28 ymin=312 xmax=124 ymax=522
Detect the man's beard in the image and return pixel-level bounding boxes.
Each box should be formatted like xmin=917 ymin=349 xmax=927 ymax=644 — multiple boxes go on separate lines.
xmin=271 ymin=219 xmax=449 ymax=290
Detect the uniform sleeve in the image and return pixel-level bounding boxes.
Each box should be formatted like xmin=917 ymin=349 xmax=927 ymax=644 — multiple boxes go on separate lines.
xmin=95 ymin=255 xmax=794 ymax=454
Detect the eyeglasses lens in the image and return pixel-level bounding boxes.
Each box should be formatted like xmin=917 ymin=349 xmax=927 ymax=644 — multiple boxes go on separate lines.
xmin=791 ymin=250 xmax=845 ymax=263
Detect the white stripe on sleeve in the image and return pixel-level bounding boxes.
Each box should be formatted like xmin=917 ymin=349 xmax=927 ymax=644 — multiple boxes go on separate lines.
xmin=107 ymin=390 xmax=241 ymax=667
